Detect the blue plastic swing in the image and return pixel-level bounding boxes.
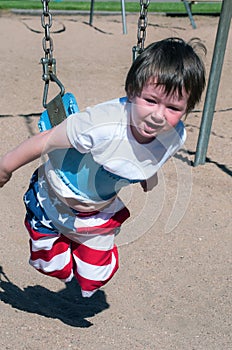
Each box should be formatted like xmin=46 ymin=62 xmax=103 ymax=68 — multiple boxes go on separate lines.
xmin=38 ymin=92 xmax=79 ymax=132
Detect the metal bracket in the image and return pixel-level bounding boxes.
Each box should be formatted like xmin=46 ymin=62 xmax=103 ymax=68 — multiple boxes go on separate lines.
xmin=46 ymin=94 xmax=67 ymax=127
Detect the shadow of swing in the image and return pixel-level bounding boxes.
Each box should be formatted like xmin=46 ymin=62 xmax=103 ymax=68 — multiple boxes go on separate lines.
xmin=0 ymin=266 xmax=109 ymax=328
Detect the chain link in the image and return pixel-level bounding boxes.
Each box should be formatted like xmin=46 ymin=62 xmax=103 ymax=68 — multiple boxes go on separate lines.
xmin=41 ymin=0 xmax=53 ymax=59
xmin=40 ymin=0 xmax=64 ymax=107
xmin=133 ymin=0 xmax=150 ymax=61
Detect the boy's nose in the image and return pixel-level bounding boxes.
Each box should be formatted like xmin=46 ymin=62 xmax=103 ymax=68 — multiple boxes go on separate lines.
xmin=151 ymin=109 xmax=166 ymax=124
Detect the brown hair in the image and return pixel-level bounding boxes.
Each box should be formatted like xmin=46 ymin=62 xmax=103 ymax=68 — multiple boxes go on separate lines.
xmin=125 ymin=37 xmax=206 ymax=114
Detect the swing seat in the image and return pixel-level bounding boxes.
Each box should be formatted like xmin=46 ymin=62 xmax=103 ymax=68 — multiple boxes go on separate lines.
xmin=38 ymin=92 xmax=79 ymax=132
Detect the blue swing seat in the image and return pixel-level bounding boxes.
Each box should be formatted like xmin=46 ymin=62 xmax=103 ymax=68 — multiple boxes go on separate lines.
xmin=38 ymin=92 xmax=79 ymax=132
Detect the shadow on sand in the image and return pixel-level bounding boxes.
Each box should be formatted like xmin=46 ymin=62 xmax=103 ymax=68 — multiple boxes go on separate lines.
xmin=0 ymin=266 xmax=109 ymax=328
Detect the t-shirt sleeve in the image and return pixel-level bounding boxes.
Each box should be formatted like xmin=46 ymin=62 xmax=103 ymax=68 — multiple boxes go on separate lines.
xmin=174 ymin=120 xmax=186 ymax=150
xmin=154 ymin=120 xmax=186 ymax=165
xmin=66 ymin=103 xmax=121 ymax=154
xmin=66 ymin=104 xmax=111 ymax=153
xmin=66 ymin=109 xmax=95 ymax=153
xmin=166 ymin=120 xmax=186 ymax=158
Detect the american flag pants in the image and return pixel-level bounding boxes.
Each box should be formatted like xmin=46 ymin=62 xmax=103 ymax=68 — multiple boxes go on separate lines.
xmin=23 ymin=166 xmax=130 ymax=297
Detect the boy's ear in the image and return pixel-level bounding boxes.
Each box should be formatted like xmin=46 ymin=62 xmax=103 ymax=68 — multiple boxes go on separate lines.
xmin=126 ymin=92 xmax=134 ymax=102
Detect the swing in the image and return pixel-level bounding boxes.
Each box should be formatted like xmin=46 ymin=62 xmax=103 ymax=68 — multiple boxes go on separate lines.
xmin=38 ymin=0 xmax=86 ymax=198
xmin=38 ymin=0 xmax=150 ymax=130
xmin=38 ymin=0 xmax=79 ymax=132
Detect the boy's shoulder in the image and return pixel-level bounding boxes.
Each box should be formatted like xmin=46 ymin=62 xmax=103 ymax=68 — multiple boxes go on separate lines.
xmin=89 ymin=97 xmax=128 ymax=117
xmin=83 ymin=97 xmax=129 ymax=128
xmin=95 ymin=96 xmax=128 ymax=107
xmin=154 ymin=120 xmax=186 ymax=153
xmin=175 ymin=120 xmax=186 ymax=144
xmin=175 ymin=120 xmax=186 ymax=140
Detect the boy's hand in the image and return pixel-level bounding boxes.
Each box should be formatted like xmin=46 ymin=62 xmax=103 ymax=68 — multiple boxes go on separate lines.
xmin=0 ymin=159 xmax=12 ymax=187
xmin=140 ymin=173 xmax=158 ymax=192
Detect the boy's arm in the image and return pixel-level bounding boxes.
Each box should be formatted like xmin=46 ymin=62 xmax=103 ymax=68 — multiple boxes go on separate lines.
xmin=0 ymin=119 xmax=71 ymax=187
xmin=140 ymin=173 xmax=158 ymax=192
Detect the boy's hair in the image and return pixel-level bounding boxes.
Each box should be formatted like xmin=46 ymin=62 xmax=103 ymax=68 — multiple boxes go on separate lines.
xmin=125 ymin=37 xmax=206 ymax=114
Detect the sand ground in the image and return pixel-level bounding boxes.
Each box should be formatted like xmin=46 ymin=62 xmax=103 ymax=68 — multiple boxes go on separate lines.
xmin=0 ymin=10 xmax=231 ymax=350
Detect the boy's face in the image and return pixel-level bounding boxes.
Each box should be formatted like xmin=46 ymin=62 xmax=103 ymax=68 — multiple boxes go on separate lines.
xmin=129 ymin=78 xmax=188 ymax=143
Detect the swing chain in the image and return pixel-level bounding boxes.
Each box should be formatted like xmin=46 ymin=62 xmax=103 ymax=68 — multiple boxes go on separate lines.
xmin=41 ymin=0 xmax=65 ymax=108
xmin=133 ymin=0 xmax=150 ymax=61
xmin=41 ymin=0 xmax=53 ymax=60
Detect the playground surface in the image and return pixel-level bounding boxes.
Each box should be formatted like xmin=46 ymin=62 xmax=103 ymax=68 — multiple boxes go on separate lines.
xmin=0 ymin=10 xmax=231 ymax=350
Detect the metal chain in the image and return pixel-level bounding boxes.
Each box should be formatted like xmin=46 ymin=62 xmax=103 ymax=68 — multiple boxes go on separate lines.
xmin=40 ymin=0 xmax=64 ymax=108
xmin=133 ymin=0 xmax=150 ymax=61
xmin=41 ymin=0 xmax=53 ymax=60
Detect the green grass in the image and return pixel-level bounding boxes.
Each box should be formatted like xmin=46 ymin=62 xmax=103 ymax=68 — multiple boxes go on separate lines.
xmin=0 ymin=1 xmax=222 ymax=14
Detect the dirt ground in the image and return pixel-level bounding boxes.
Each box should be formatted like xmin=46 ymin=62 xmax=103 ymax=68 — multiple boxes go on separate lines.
xmin=0 ymin=10 xmax=231 ymax=350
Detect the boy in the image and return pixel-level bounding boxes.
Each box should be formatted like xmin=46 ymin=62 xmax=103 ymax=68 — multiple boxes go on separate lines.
xmin=0 ymin=37 xmax=206 ymax=297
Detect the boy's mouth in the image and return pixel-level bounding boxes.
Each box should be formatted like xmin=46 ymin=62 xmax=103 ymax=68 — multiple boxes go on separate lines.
xmin=145 ymin=120 xmax=165 ymax=131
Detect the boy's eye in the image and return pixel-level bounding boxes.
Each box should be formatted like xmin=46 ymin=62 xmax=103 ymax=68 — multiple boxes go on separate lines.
xmin=168 ymin=105 xmax=180 ymax=111
xmin=145 ymin=98 xmax=157 ymax=104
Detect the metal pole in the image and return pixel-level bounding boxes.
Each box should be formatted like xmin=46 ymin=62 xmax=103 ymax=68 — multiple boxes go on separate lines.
xmin=121 ymin=0 xmax=127 ymax=34
xmin=89 ymin=0 xmax=94 ymax=26
xmin=194 ymin=0 xmax=232 ymax=166
xmin=182 ymin=0 xmax=196 ymax=29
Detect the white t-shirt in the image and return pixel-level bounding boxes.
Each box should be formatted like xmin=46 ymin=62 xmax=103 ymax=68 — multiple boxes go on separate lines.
xmin=67 ymin=97 xmax=186 ymax=179
xmin=45 ymin=97 xmax=186 ymax=204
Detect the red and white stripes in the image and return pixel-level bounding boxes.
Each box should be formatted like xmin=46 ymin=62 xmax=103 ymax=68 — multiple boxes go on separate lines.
xmin=25 ymin=206 xmax=129 ymax=297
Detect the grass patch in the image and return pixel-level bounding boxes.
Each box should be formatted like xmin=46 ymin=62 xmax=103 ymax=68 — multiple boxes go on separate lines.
xmin=0 ymin=1 xmax=222 ymax=14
